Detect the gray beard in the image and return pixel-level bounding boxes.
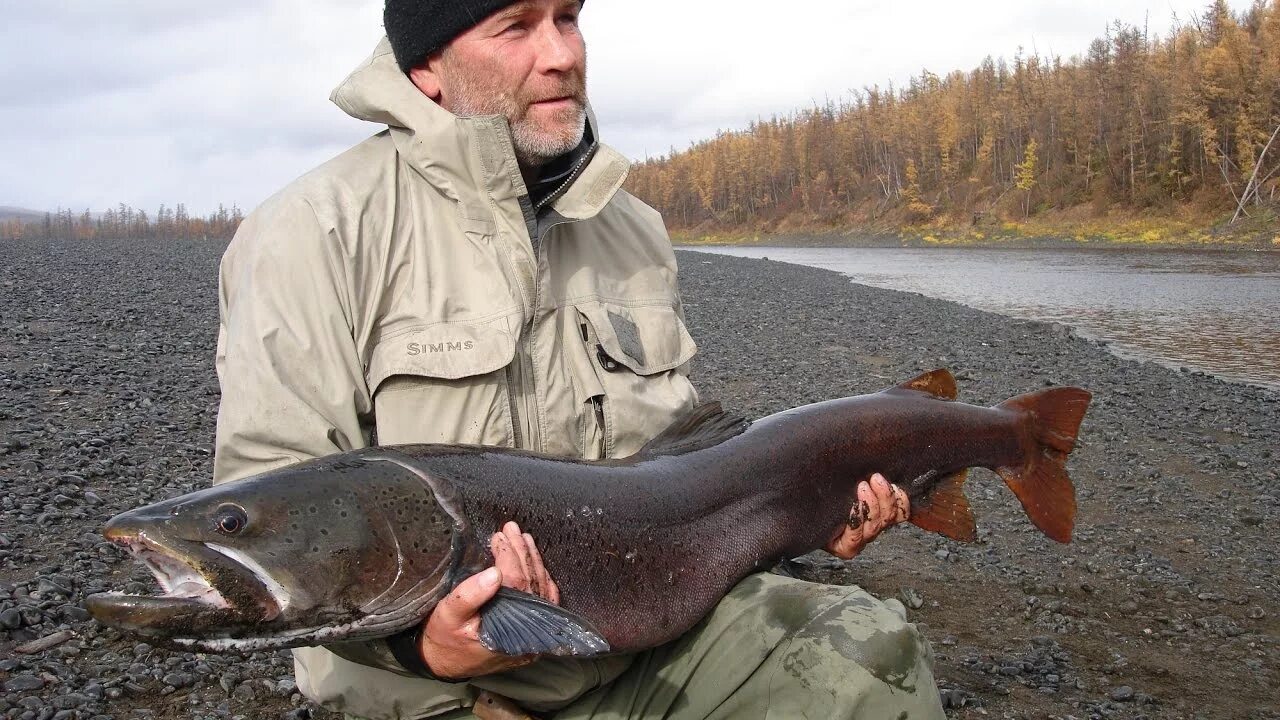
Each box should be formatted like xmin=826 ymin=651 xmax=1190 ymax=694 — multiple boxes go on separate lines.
xmin=442 ymin=75 xmax=587 ymax=169
xmin=508 ymin=107 xmax=587 ymax=168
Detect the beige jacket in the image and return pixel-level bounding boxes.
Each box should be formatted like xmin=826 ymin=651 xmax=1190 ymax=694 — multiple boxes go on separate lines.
xmin=213 ymin=38 xmax=698 ymax=719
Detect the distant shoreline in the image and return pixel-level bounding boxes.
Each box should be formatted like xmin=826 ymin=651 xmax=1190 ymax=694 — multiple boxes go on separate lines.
xmin=673 ymin=228 xmax=1280 ymax=252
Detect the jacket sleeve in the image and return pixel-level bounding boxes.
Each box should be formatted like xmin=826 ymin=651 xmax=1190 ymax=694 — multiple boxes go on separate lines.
xmin=213 ymin=195 xmax=372 ymax=486
xmin=215 ymin=196 xmax=439 ymax=675
xmin=213 ymin=196 xmax=519 ymax=697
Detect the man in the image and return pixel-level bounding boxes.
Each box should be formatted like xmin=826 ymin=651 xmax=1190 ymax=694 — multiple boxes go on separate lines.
xmin=213 ymin=1 xmax=946 ymax=718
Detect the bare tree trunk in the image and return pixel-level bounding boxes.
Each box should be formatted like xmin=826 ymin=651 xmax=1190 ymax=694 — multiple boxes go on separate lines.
xmin=1218 ymin=144 xmax=1246 ymax=214
xmin=1232 ymin=123 xmax=1280 ymax=223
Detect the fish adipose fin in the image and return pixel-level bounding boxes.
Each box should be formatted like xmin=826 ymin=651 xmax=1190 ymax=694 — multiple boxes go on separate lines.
xmin=996 ymin=387 xmax=1093 ymax=544
xmin=892 ymin=368 xmax=958 ymax=400
xmin=478 ymin=588 xmax=611 ymax=657
xmin=636 ymin=402 xmax=750 ymax=457
xmin=909 ymin=469 xmax=976 ymax=542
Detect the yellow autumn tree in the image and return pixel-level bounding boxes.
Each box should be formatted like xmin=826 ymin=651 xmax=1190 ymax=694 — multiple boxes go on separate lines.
xmin=1015 ymin=139 xmax=1039 ymax=218
xmin=625 ymin=1 xmax=1279 ymax=234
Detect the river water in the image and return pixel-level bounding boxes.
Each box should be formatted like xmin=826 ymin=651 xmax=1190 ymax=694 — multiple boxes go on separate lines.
xmin=684 ymin=246 xmax=1280 ymax=392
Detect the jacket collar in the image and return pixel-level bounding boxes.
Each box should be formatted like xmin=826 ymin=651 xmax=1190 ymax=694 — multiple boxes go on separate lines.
xmin=330 ymin=38 xmax=629 ymax=222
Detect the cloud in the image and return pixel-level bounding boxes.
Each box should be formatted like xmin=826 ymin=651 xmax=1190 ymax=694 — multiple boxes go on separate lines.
xmin=0 ymin=0 xmax=1254 ymax=213
xmin=1 ymin=1 xmax=381 ymax=213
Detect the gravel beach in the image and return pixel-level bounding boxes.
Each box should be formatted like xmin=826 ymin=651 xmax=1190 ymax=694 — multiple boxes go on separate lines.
xmin=1 ymin=237 xmax=1276 ymax=720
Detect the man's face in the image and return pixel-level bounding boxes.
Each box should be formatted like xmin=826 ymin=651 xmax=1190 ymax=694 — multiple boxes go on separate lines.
xmin=410 ymin=0 xmax=588 ymax=169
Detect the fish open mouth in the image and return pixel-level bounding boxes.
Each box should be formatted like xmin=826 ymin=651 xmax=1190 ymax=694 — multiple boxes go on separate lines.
xmin=84 ymin=532 xmax=281 ymax=640
xmin=132 ymin=539 xmax=232 ymax=607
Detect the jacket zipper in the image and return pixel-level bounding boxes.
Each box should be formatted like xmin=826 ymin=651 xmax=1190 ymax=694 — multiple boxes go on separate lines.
xmin=508 ymin=269 xmax=537 ymax=451
xmin=505 ymin=364 xmax=524 ymax=449
xmin=509 ymin=142 xmax=596 ymax=453
xmin=591 ymin=396 xmax=608 ymax=459
xmin=579 ymin=320 xmax=608 ymax=459
xmin=534 ymin=143 xmax=597 ymax=214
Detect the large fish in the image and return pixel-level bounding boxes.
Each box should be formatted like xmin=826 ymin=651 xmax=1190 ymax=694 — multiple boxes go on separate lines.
xmin=85 ymin=370 xmax=1090 ymax=657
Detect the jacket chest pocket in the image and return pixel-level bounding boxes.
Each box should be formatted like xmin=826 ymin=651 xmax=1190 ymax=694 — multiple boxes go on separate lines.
xmin=366 ymin=318 xmax=518 ymax=447
xmin=572 ymin=302 xmax=698 ymax=459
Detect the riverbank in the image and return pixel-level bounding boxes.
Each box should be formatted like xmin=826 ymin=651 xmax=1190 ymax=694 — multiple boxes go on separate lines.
xmin=682 ymin=245 xmax=1280 ymax=393
xmin=1 ymin=239 xmax=1276 ymax=719
xmin=674 ymin=207 xmax=1280 ymax=250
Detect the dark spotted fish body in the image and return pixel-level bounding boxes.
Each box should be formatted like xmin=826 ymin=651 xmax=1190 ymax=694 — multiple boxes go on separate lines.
xmin=85 ymin=370 xmax=1091 ymax=657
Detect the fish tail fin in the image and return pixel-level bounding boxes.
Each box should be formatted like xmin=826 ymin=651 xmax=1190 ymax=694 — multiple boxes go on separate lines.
xmin=995 ymin=387 xmax=1092 ymax=543
xmin=909 ymin=468 xmax=977 ymax=542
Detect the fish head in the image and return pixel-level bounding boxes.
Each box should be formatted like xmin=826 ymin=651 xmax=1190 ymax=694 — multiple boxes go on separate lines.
xmin=85 ymin=450 xmax=466 ymax=652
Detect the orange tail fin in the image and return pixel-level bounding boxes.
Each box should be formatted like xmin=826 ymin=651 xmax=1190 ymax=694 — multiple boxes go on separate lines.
xmin=995 ymin=387 xmax=1092 ymax=543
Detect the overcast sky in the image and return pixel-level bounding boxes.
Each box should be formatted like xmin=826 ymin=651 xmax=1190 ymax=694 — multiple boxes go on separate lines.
xmin=1 ymin=0 xmax=1252 ymax=215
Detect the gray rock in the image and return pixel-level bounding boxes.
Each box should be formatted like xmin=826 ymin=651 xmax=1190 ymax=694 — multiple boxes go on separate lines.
xmin=274 ymin=677 xmax=298 ymax=697
xmin=18 ymin=606 xmax=44 ymax=626
xmin=231 ymin=681 xmax=257 ymax=703
xmin=35 ymin=578 xmax=70 ymax=597
xmin=50 ymin=694 xmax=88 ymax=711
xmin=0 ymin=607 xmax=23 ymax=629
xmin=59 ymin=604 xmax=91 ymax=623
xmin=1110 ymin=685 xmax=1136 ymax=702
xmin=898 ymin=587 xmax=924 ymax=610
xmin=4 ymin=675 xmax=45 ymax=692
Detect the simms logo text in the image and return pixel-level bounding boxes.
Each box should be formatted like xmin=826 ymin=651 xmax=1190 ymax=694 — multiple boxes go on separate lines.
xmin=408 ymin=341 xmax=475 ymax=356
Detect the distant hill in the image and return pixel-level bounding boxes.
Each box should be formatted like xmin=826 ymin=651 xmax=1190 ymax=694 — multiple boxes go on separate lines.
xmin=0 ymin=206 xmax=46 ymax=223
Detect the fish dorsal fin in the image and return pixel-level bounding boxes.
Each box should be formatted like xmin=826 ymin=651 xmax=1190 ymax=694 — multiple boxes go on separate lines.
xmin=908 ymin=468 xmax=976 ymax=542
xmin=892 ymin=369 xmax=958 ymax=400
xmin=636 ymin=402 xmax=750 ymax=457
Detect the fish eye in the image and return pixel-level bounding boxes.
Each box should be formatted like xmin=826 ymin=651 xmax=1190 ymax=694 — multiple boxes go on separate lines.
xmin=214 ymin=505 xmax=248 ymax=535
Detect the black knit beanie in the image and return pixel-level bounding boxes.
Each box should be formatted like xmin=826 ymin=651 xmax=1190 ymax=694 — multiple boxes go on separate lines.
xmin=385 ymin=1 xmax=584 ymax=73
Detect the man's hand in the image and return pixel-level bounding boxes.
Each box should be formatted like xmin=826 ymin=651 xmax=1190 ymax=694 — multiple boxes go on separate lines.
xmin=826 ymin=473 xmax=910 ymax=559
xmin=419 ymin=521 xmax=559 ymax=680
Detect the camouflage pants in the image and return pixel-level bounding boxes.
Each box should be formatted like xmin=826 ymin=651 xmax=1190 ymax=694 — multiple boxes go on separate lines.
xmin=378 ymin=573 xmax=945 ymax=720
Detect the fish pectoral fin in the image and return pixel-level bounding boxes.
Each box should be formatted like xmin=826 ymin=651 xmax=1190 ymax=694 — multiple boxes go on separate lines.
xmin=634 ymin=402 xmax=750 ymax=458
xmin=888 ymin=369 xmax=958 ymax=400
xmin=478 ymin=588 xmax=611 ymax=658
xmin=908 ymin=468 xmax=977 ymax=542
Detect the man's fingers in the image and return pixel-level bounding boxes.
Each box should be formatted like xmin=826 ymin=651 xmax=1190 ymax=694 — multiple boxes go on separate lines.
xmin=501 ymin=523 xmax=538 ymax=595
xmin=870 ymin=474 xmax=910 ymax=524
xmin=868 ymin=474 xmax=909 ymax=527
xmin=854 ymin=480 xmax=876 ymax=528
xmin=871 ymin=477 xmax=892 ymax=528
xmin=493 ymin=529 xmax=538 ymax=595
xmin=504 ymin=523 xmax=534 ymax=588
xmin=523 ymin=533 xmax=560 ymax=604
xmin=891 ymin=483 xmax=911 ymax=523
xmin=828 ymin=474 xmax=912 ymax=560
xmin=491 ymin=533 xmax=525 ymax=591
xmin=434 ymin=567 xmax=501 ymax=630
xmin=870 ymin=474 xmax=901 ymax=525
